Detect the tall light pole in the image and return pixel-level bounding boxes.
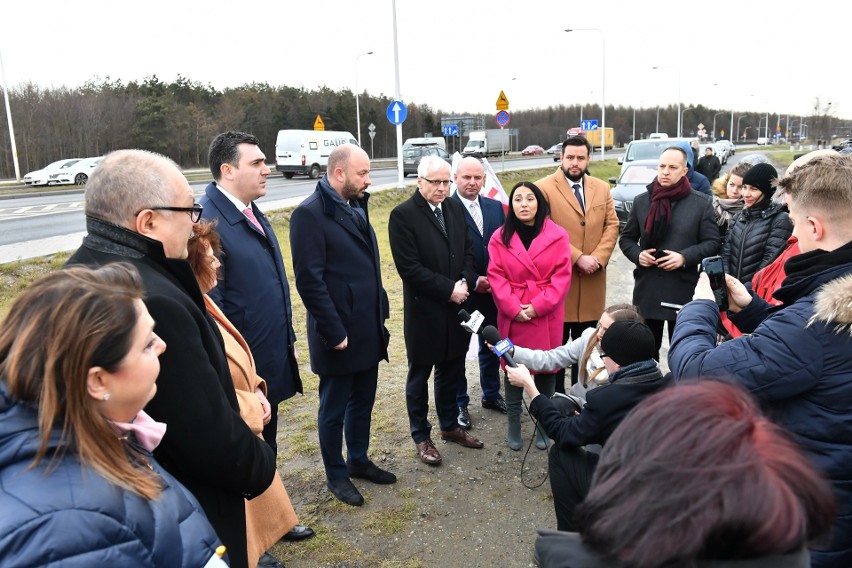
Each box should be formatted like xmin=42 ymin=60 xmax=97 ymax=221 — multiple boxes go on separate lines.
xmin=392 ymin=0 xmax=403 ymax=188
xmin=680 ymin=106 xmax=695 ymax=135
xmin=566 ymin=28 xmax=605 ymax=160
xmin=0 ymin=49 xmax=21 ymax=181
xmin=736 ymin=116 xmax=748 ymax=141
xmin=712 ymin=111 xmax=726 ymax=141
xmin=653 ymin=65 xmax=681 ymax=137
xmin=354 ymin=51 xmax=373 ymax=148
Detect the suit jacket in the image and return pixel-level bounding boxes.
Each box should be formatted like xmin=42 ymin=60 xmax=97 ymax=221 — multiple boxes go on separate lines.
xmin=66 ymin=217 xmax=276 ymax=568
xmin=289 ymin=178 xmax=389 ymax=376
xmin=451 ymin=192 xmax=505 ymax=326
xmin=389 ymin=190 xmax=477 ymax=365
xmin=199 ymin=183 xmax=302 ymax=404
xmin=619 ymin=185 xmax=720 ymax=320
xmin=535 ymin=169 xmax=619 ymax=322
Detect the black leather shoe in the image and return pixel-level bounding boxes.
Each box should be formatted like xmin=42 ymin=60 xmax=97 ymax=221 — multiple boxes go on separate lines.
xmin=257 ymin=551 xmax=285 ymax=567
xmin=348 ymin=461 xmax=397 ymax=484
xmin=482 ymin=398 xmax=508 ymax=414
xmin=327 ymin=478 xmax=364 ymax=506
xmin=280 ymin=523 xmax=315 ymax=542
xmin=457 ymin=406 xmax=472 ymax=430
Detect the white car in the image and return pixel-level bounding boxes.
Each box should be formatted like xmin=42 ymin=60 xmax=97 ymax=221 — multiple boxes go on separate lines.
xmin=48 ymin=156 xmax=102 ymax=186
xmin=22 ymin=158 xmax=83 ymax=186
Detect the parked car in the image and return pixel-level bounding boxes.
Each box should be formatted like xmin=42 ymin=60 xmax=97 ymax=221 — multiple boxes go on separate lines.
xmin=716 ymin=139 xmax=735 ymax=156
xmin=608 ymin=159 xmax=658 ymax=230
xmin=521 ymin=145 xmax=545 ymax=155
xmin=49 ymin=156 xmax=103 ymax=186
xmin=22 ymin=158 xmax=83 ymax=186
xmin=403 ymin=146 xmax=451 ymax=177
xmin=617 ymin=137 xmax=698 ymax=176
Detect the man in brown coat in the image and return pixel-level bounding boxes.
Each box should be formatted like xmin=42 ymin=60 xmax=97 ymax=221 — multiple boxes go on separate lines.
xmin=535 ymin=136 xmax=620 ymax=392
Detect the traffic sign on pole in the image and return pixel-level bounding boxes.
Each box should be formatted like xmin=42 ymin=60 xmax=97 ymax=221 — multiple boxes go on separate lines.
xmin=386 ymin=101 xmax=408 ymax=125
xmin=580 ymin=119 xmax=598 ymax=131
xmin=314 ymin=115 xmax=325 ymax=131
xmin=442 ymin=125 xmax=459 ymax=137
xmin=496 ymin=111 xmax=511 ymax=128
xmin=496 ymin=90 xmax=509 ymax=111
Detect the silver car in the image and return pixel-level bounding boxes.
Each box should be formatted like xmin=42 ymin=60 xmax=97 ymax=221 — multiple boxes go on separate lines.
xmin=608 ymin=159 xmax=659 ymax=230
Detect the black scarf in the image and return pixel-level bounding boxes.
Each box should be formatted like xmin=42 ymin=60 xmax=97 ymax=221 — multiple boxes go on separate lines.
xmin=643 ymin=175 xmax=692 ymax=248
xmin=781 ymin=240 xmax=852 ymax=292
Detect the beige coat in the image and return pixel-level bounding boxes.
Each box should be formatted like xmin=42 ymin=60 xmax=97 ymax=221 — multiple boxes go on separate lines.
xmin=205 ymin=295 xmax=299 ymax=567
xmin=535 ymin=168 xmax=620 ymax=322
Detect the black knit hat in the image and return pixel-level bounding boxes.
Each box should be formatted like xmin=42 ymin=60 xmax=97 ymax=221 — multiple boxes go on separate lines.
xmin=742 ymin=162 xmax=778 ymax=198
xmin=600 ymin=320 xmax=656 ymax=367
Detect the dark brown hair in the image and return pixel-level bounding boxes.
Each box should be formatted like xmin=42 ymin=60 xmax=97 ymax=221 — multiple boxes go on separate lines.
xmin=576 ymin=381 xmax=835 ymax=567
xmin=187 ymin=219 xmax=222 ymax=293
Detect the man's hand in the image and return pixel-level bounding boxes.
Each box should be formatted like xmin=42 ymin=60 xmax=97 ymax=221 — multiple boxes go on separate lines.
xmin=725 ymin=274 xmax=753 ymax=313
xmin=575 ymin=254 xmax=600 ymax=275
xmin=334 ymin=337 xmax=349 ymax=350
xmin=506 ymin=364 xmax=541 ymax=399
xmin=638 ymin=249 xmax=658 ymax=267
xmin=474 ymin=276 xmax=491 ymax=294
xmin=450 ymin=280 xmax=469 ymax=304
xmin=657 ymin=250 xmax=685 ymax=271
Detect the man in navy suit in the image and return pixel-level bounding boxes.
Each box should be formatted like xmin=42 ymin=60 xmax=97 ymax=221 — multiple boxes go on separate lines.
xmin=451 ymin=157 xmax=507 ymax=430
xmin=289 ymin=144 xmax=394 ymax=507
xmin=199 ymin=132 xmax=313 ymax=551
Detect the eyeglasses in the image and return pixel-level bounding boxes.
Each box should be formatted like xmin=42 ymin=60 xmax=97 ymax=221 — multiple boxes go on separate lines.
xmin=422 ymin=177 xmax=452 ymax=187
xmin=135 ymin=204 xmax=203 ymax=223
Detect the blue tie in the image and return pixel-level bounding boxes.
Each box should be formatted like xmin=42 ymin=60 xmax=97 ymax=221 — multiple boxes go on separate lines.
xmin=573 ymin=184 xmax=585 ymax=214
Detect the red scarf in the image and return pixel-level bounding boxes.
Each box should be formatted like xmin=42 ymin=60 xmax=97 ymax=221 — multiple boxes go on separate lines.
xmin=643 ymin=175 xmax=692 ymax=248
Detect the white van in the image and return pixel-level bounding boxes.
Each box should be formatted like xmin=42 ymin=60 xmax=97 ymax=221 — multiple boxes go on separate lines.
xmin=275 ymin=129 xmax=358 ymax=179
xmin=403 ymin=137 xmax=446 ymax=151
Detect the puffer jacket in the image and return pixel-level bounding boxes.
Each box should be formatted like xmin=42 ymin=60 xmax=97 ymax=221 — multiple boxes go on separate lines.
xmin=669 ymin=263 xmax=852 ymax=568
xmin=0 ymin=383 xmax=225 ymax=567
xmin=721 ymin=200 xmax=792 ymax=283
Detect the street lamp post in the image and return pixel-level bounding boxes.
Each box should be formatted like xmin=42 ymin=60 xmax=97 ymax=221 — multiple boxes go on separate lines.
xmin=653 ymin=65 xmax=681 ymax=137
xmin=680 ymin=106 xmax=695 ymax=135
xmin=566 ymin=28 xmax=605 ymax=160
xmin=712 ymin=111 xmax=726 ymax=141
xmin=736 ymin=115 xmax=748 ymax=141
xmin=0 ymin=49 xmax=21 ymax=181
xmin=354 ymin=50 xmax=373 ymax=148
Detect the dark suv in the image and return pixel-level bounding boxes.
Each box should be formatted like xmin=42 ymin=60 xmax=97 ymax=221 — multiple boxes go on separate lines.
xmin=403 ymin=146 xmax=451 ymax=177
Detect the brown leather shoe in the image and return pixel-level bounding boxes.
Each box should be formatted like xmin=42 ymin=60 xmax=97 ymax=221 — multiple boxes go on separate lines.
xmin=440 ymin=427 xmax=484 ymax=448
xmin=415 ymin=439 xmax=442 ymax=465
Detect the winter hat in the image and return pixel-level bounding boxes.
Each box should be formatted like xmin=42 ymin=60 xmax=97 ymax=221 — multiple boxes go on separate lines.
xmin=742 ymin=162 xmax=778 ymax=198
xmin=600 ymin=320 xmax=656 ymax=367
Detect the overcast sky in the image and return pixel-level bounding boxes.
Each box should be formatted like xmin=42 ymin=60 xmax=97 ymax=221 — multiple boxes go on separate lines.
xmin=2 ymin=0 xmax=848 ymax=129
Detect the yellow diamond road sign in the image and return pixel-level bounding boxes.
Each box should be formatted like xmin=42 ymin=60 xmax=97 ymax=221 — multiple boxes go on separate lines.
xmin=496 ymin=90 xmax=509 ymax=111
xmin=314 ymin=115 xmax=325 ymax=131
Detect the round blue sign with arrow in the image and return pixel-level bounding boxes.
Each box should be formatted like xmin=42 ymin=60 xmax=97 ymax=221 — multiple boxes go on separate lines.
xmin=496 ymin=110 xmax=511 ymax=127
xmin=386 ymin=101 xmax=408 ymax=125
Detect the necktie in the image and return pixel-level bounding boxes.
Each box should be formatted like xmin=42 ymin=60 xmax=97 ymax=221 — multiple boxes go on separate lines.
xmin=434 ymin=207 xmax=447 ymax=236
xmin=573 ymin=184 xmax=585 ymax=215
xmin=469 ymin=201 xmax=484 ymax=235
xmin=243 ymin=207 xmax=265 ymax=235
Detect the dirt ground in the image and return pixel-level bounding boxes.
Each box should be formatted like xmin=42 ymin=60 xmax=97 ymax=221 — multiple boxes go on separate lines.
xmin=266 ymin=246 xmax=658 ymax=568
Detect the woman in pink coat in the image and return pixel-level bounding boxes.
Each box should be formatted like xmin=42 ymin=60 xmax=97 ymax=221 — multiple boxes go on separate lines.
xmin=488 ymin=181 xmax=572 ymax=451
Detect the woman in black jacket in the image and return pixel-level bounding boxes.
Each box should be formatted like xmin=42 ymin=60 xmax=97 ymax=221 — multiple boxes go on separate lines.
xmin=722 ymin=162 xmax=793 ymax=283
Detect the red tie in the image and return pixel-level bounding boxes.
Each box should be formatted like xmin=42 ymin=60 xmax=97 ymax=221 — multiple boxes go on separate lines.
xmin=243 ymin=207 xmax=265 ymax=235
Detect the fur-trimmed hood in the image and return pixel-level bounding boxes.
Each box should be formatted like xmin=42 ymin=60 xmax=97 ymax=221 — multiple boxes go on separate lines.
xmin=810 ymin=273 xmax=852 ymax=332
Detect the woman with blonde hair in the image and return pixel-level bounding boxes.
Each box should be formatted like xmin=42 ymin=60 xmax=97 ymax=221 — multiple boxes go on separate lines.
xmin=187 ymin=220 xmax=299 ymax=568
xmin=0 ymin=264 xmax=224 ymax=567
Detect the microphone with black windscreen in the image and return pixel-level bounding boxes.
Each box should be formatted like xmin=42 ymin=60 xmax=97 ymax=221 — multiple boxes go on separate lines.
xmin=481 ymin=325 xmax=517 ymax=368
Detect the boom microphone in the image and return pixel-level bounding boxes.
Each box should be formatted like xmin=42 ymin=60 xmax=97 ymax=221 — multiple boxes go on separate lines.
xmin=481 ymin=325 xmax=517 ymax=368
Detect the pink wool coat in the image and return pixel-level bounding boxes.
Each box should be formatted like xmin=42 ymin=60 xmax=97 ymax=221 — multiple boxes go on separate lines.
xmin=487 ymin=218 xmax=572 ymax=371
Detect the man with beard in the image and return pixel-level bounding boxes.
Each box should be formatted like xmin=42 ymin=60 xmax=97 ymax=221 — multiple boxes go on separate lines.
xmin=535 ymin=136 xmax=619 ymax=392
xmin=290 ymin=144 xmax=394 ymax=507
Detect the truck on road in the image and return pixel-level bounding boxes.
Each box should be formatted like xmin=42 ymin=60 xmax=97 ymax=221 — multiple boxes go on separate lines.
xmin=567 ymin=127 xmax=614 ymax=150
xmin=462 ymin=129 xmax=511 ymax=158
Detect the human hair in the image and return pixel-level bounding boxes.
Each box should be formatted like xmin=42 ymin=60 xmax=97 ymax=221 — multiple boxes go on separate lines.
xmin=327 ymin=143 xmax=356 ymax=176
xmin=713 ymin=162 xmax=752 ymax=199
xmin=777 ymin=153 xmax=852 ymax=226
xmin=417 ymin=154 xmax=450 ymax=178
xmin=0 ymin=264 xmax=163 ymax=500
xmin=187 ymin=219 xmax=222 ymax=293
xmin=576 ymin=381 xmax=835 ymax=567
xmin=85 ymin=149 xmax=180 ymax=227
xmin=562 ymin=136 xmax=592 ymax=157
xmin=501 ymin=181 xmax=550 ymax=247
xmin=208 ymin=131 xmax=260 ymax=180
xmin=662 ymin=145 xmax=688 ymax=166
xmin=579 ymin=304 xmax=643 ymax=385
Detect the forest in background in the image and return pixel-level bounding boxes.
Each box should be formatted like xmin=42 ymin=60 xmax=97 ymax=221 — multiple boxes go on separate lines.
xmin=0 ymin=76 xmax=842 ymax=178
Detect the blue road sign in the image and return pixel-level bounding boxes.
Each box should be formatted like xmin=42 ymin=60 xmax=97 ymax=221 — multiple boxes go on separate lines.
xmin=442 ymin=125 xmax=459 ymax=136
xmin=581 ymin=119 xmax=599 ymax=131
xmin=496 ymin=110 xmax=511 ymax=127
xmin=386 ymin=101 xmax=408 ymax=125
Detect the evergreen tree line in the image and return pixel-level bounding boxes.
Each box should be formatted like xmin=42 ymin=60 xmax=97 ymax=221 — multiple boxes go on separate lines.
xmin=0 ymin=76 xmax=839 ymax=179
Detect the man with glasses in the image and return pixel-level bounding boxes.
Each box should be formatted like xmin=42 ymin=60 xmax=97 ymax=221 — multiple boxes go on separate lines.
xmin=66 ymin=149 xmax=276 ymax=568
xmin=389 ymin=154 xmax=484 ymax=466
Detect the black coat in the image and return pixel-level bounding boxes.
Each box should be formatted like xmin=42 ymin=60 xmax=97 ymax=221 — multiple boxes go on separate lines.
xmin=66 ymin=218 xmax=276 ymax=568
xmin=619 ymin=185 xmax=720 ymax=320
xmin=290 ymin=178 xmax=389 ymax=376
xmin=722 ymin=201 xmax=792 ymax=283
xmin=388 ymin=191 xmax=477 ymax=365
xmin=696 ymin=154 xmax=722 ymax=182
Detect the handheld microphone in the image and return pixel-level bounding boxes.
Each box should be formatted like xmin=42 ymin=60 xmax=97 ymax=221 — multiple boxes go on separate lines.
xmin=481 ymin=325 xmax=517 ymax=368
xmin=457 ymin=309 xmax=485 ymax=334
